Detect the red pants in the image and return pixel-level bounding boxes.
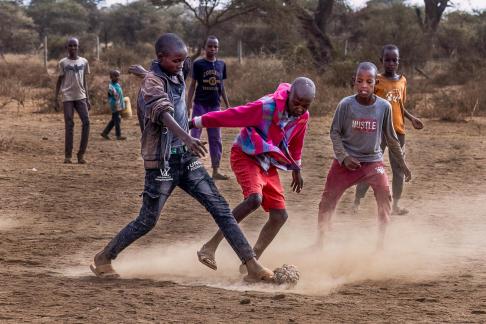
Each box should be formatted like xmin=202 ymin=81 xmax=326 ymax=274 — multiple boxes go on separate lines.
xmin=318 ymin=159 xmax=391 ymax=227
xmin=231 ymin=146 xmax=285 ymax=212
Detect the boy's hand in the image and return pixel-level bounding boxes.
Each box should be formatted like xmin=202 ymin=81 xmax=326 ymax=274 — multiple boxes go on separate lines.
xmin=411 ymin=117 xmax=424 ymax=130
xmin=343 ymin=156 xmax=361 ymax=171
xmin=54 ymin=99 xmax=60 ymax=112
xmin=184 ymin=136 xmax=207 ymax=158
xmin=403 ymin=164 xmax=412 ymax=182
xmin=291 ymin=170 xmax=304 ymax=193
xmin=86 ymin=100 xmax=91 ymax=111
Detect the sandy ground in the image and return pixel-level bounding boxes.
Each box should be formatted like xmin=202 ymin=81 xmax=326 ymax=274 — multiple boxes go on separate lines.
xmin=1 ymin=103 xmax=486 ymax=323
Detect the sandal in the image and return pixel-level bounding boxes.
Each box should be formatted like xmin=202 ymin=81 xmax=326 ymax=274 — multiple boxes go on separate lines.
xmin=197 ymin=250 xmax=217 ymax=271
xmin=243 ymin=268 xmax=274 ymax=283
xmin=90 ymin=263 xmax=120 ymax=279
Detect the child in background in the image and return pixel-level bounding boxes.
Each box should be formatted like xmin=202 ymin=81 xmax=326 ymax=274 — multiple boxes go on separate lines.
xmin=316 ymin=62 xmax=411 ymax=250
xmin=54 ymin=37 xmax=91 ymax=164
xmin=192 ymin=77 xmax=314 ymax=271
xmin=354 ymin=44 xmax=423 ymax=215
xmin=187 ymin=36 xmax=231 ymax=180
xmin=101 ymin=69 xmax=126 ymax=140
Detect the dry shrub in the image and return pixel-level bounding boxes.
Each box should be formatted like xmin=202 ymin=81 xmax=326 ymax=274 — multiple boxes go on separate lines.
xmin=224 ymin=56 xmax=351 ymax=116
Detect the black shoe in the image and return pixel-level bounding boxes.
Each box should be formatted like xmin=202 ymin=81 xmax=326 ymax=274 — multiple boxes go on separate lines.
xmin=116 ymin=136 xmax=127 ymax=140
xmin=101 ymin=133 xmax=110 ymax=140
xmin=77 ymin=154 xmax=87 ymax=164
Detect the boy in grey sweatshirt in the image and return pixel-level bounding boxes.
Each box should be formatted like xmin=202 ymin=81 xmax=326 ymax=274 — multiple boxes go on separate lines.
xmin=316 ymin=62 xmax=411 ymax=249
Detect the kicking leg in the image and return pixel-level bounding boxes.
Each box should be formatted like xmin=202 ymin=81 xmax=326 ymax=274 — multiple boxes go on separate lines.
xmin=198 ymin=193 xmax=262 ymax=270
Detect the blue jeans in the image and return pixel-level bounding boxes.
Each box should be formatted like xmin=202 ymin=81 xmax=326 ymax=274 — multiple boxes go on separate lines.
xmin=103 ymin=151 xmax=256 ymax=262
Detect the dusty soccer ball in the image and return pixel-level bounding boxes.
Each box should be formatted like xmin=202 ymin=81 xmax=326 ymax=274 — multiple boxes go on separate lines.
xmin=273 ymin=264 xmax=300 ymax=287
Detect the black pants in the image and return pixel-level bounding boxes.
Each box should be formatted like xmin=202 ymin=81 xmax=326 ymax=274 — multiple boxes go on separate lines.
xmin=102 ymin=111 xmax=122 ymax=138
xmin=63 ymin=99 xmax=90 ymax=158
xmin=102 ymin=151 xmax=256 ymax=263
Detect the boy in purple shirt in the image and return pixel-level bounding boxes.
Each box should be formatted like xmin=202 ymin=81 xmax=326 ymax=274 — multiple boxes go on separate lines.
xmin=187 ymin=36 xmax=230 ymax=180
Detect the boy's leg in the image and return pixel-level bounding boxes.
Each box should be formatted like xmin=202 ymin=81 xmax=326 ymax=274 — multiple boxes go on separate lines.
xmin=179 ymin=153 xmax=258 ymax=258
xmin=317 ymin=160 xmax=364 ymax=247
xmin=365 ymin=162 xmax=392 ymax=249
xmin=74 ymin=99 xmax=90 ymax=162
xmin=94 ymin=169 xmax=177 ymax=269
xmin=114 ymin=111 xmax=125 ymax=139
xmin=198 ymin=146 xmax=263 ymax=266
xmin=63 ymin=101 xmax=75 ymax=162
xmin=206 ymin=105 xmax=227 ymax=180
xmin=354 ymin=138 xmax=387 ymax=209
xmin=389 ymin=134 xmax=407 ymax=214
xmin=190 ymin=103 xmax=205 ymax=139
xmin=102 ymin=113 xmax=115 ymax=137
xmin=200 ymin=193 xmax=262 ymax=260
xmin=252 ymin=167 xmax=287 ymax=259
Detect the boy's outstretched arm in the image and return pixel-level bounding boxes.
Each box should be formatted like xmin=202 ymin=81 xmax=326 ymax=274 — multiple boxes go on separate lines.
xmin=161 ymin=112 xmax=207 ymax=157
xmin=192 ymin=100 xmax=263 ymax=129
xmin=383 ymin=106 xmax=412 ymax=181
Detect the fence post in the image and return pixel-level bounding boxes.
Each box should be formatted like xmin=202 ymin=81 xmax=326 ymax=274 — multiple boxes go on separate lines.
xmin=96 ymin=36 xmax=100 ymax=61
xmin=44 ymin=36 xmax=48 ymax=71
xmin=237 ymin=39 xmax=243 ymax=64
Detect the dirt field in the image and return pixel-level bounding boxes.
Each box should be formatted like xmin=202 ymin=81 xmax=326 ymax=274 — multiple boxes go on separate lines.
xmin=1 ymin=102 xmax=485 ymax=323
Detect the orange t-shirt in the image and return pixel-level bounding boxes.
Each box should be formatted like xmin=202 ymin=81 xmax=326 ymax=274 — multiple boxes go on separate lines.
xmin=374 ymin=74 xmax=407 ymax=135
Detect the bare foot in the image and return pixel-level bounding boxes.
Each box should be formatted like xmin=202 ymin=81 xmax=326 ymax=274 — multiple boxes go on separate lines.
xmin=212 ymin=169 xmax=229 ymax=180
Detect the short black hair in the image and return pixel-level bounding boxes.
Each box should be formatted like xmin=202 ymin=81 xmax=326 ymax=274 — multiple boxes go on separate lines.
xmin=381 ymin=44 xmax=399 ymax=58
xmin=110 ymin=69 xmax=120 ymax=77
xmin=155 ymin=33 xmax=186 ymax=56
xmin=205 ymin=35 xmax=219 ymax=45
xmin=66 ymin=37 xmax=79 ymax=45
xmin=356 ymin=62 xmax=378 ymax=76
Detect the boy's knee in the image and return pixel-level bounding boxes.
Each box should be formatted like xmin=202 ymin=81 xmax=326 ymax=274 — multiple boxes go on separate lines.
xmin=245 ymin=193 xmax=263 ymax=210
xmin=270 ymin=209 xmax=288 ymax=225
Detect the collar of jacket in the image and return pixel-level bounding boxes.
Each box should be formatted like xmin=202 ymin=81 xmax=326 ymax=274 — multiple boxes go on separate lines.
xmin=150 ymin=60 xmax=184 ymax=84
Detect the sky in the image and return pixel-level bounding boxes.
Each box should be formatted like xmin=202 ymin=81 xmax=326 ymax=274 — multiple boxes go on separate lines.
xmin=101 ymin=0 xmax=486 ymax=12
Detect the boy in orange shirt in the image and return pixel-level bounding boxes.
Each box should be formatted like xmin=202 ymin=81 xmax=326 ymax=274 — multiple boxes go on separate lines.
xmin=354 ymin=44 xmax=423 ymax=215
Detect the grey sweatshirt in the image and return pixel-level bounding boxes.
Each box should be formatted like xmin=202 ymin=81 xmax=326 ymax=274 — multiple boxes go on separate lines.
xmin=330 ymin=95 xmax=405 ymax=169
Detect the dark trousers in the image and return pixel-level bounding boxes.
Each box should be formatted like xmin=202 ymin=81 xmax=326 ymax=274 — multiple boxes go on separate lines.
xmin=356 ymin=134 xmax=406 ymax=201
xmin=102 ymin=151 xmax=256 ymax=262
xmin=102 ymin=111 xmax=122 ymax=138
xmin=63 ymin=99 xmax=90 ymax=158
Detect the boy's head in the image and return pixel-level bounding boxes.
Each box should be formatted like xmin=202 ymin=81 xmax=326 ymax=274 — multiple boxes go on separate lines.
xmin=110 ymin=69 xmax=120 ymax=82
xmin=287 ymin=77 xmax=315 ymax=117
xmin=354 ymin=62 xmax=377 ymax=99
xmin=66 ymin=37 xmax=79 ymax=59
xmin=380 ymin=44 xmax=400 ymax=75
xmin=204 ymin=36 xmax=219 ymax=60
xmin=155 ymin=33 xmax=188 ymax=75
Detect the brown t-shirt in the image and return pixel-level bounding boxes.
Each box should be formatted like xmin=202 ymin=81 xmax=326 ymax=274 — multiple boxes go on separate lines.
xmin=57 ymin=57 xmax=90 ymax=102
xmin=375 ymin=74 xmax=407 ymax=135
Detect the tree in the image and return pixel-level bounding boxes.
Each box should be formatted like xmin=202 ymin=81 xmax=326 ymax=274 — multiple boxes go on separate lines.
xmin=150 ymin=0 xmax=261 ymax=56
xmin=286 ymin=0 xmax=335 ymax=70
xmin=28 ymin=0 xmax=90 ymax=38
xmin=0 ymin=2 xmax=39 ymax=54
xmin=415 ymin=0 xmax=450 ymax=34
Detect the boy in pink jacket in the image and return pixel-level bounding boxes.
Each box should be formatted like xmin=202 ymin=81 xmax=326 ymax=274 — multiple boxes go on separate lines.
xmin=191 ymin=77 xmax=315 ymax=271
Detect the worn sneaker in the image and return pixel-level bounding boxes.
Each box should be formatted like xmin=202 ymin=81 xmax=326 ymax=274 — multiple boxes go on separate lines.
xmin=64 ymin=157 xmax=72 ymax=164
xmin=116 ymin=136 xmax=127 ymax=141
xmin=101 ymin=133 xmax=110 ymax=140
xmin=392 ymin=206 xmax=409 ymax=215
